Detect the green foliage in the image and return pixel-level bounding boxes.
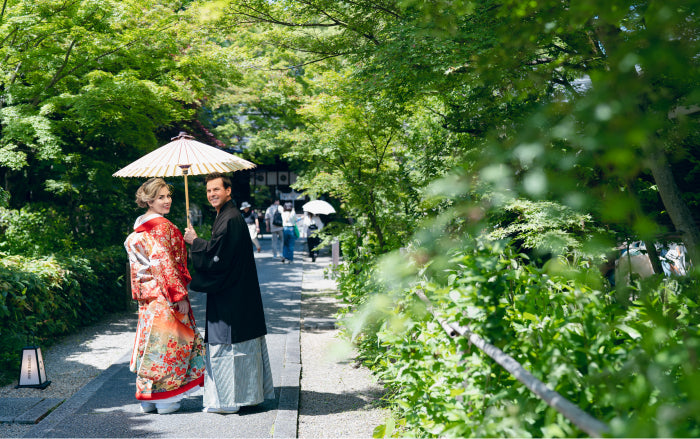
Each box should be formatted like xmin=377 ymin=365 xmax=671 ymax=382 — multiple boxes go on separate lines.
xmin=232 ymin=0 xmax=700 ymax=255
xmin=281 ymin=72 xmax=426 ymax=252
xmin=0 ymin=188 xmax=10 ymax=208
xmin=0 ymin=1 xmax=246 ymax=387
xmin=0 ymin=205 xmax=74 ymax=256
xmin=334 ymin=233 xmax=384 ymax=320
xmin=0 ymin=246 xmax=128 ymax=386
xmin=344 ymin=237 xmax=700 ymax=438
xmin=249 ymin=184 xmax=271 ymax=211
xmin=487 ymin=199 xmax=611 ymax=259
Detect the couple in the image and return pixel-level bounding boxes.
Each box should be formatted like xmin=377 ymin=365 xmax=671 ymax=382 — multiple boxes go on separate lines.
xmin=124 ymin=173 xmax=274 ymax=415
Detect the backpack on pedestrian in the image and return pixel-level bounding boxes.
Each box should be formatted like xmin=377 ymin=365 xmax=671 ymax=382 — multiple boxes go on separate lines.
xmin=272 ymin=209 xmax=283 ymax=227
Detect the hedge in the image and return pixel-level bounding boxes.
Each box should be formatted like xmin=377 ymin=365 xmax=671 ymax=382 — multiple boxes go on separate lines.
xmin=0 ymin=245 xmax=129 ymax=385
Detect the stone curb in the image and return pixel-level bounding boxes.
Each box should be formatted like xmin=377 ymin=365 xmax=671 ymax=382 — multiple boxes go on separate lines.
xmin=273 ymin=259 xmax=302 ymax=438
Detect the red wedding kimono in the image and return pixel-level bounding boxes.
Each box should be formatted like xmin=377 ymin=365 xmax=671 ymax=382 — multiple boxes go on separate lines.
xmin=124 ymin=214 xmax=205 ymax=401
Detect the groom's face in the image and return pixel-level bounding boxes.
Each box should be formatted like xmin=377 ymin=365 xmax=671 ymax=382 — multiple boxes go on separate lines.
xmin=206 ymin=177 xmax=232 ymax=212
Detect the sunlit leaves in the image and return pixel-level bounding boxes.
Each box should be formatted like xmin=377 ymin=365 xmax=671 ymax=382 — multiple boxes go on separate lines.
xmin=0 ymin=105 xmax=60 ymax=169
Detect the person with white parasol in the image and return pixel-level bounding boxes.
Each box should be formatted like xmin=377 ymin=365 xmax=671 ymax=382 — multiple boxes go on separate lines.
xmin=302 ymin=200 xmax=334 ymax=262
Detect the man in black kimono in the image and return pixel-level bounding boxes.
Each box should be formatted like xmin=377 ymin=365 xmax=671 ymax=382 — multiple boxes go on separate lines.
xmin=183 ymin=172 xmax=274 ymax=414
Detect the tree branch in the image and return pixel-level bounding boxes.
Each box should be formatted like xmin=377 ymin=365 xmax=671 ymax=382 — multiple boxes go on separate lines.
xmin=551 ymin=73 xmax=579 ymax=96
xmin=375 ymin=131 xmax=393 ymax=172
xmin=550 ymin=42 xmax=576 ymax=55
xmin=228 ymin=3 xmax=337 ymax=28
xmin=334 ymin=0 xmax=402 ymax=20
xmin=261 ymin=36 xmax=351 ymax=57
xmin=263 ymin=53 xmax=346 ymax=71
xmin=27 ymin=16 xmax=179 ymax=105
xmin=0 ymin=0 xmax=8 ymax=24
xmin=0 ymin=25 xmax=17 ymax=47
xmin=295 ymin=0 xmax=381 ymax=45
xmin=9 ymin=61 xmax=21 ymax=85
xmin=229 ymin=1 xmax=382 ymax=45
xmin=33 ymin=38 xmax=77 ymax=106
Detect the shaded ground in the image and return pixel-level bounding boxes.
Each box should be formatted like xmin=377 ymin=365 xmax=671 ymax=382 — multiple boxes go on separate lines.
xmin=298 ymin=262 xmax=389 ymax=438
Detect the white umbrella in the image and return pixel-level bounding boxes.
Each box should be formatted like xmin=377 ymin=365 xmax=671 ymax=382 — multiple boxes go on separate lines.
xmin=302 ymin=199 xmax=336 ymax=215
xmin=113 ymin=132 xmax=256 ymax=226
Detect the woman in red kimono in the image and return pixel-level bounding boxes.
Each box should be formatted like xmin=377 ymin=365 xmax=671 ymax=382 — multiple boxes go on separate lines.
xmin=124 ymin=178 xmax=205 ymax=414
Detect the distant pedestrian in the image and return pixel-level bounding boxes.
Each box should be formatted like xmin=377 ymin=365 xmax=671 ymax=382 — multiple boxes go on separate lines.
xmin=183 ymin=173 xmax=274 ymax=414
xmin=240 ymin=201 xmax=262 ymax=253
xmin=124 ymin=178 xmax=205 ymax=415
xmin=303 ymin=212 xmax=324 ymax=262
xmin=265 ymin=199 xmax=283 ymax=258
xmin=281 ymin=201 xmax=297 ymax=263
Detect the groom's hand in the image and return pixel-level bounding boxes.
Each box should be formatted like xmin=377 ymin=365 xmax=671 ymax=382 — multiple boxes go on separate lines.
xmin=183 ymin=227 xmax=197 ymax=244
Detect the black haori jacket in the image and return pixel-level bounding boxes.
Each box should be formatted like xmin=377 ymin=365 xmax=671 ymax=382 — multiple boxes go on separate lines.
xmin=189 ymin=200 xmax=268 ymax=344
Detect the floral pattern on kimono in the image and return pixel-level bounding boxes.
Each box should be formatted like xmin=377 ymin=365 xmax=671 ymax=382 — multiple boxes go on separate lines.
xmin=124 ymin=214 xmax=205 ymax=400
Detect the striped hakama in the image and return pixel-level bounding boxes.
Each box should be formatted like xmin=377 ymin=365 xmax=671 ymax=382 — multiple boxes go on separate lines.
xmin=203 ymin=336 xmax=275 ymax=410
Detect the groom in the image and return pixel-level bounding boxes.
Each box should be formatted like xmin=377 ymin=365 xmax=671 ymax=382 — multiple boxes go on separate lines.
xmin=183 ymin=172 xmax=274 ymax=414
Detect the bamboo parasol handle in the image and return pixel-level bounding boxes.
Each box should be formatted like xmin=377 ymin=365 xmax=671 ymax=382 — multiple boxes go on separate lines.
xmin=180 ymin=165 xmax=191 ymax=229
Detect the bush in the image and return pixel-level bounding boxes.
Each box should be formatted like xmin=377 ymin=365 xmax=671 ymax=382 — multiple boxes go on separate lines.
xmin=0 ymin=206 xmax=74 ymax=256
xmin=344 ymin=238 xmax=700 ymax=437
xmin=0 ymin=246 xmax=128 ymax=386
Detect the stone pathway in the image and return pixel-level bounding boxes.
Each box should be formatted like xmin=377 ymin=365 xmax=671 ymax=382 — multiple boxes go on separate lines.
xmin=298 ymin=262 xmax=388 ymax=437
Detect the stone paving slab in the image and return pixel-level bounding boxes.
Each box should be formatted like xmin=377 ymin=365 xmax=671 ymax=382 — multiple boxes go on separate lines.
xmin=0 ymin=398 xmax=43 ymax=423
xmin=0 ymin=397 xmax=63 ymax=424
xmin=14 ymin=398 xmax=63 ymax=424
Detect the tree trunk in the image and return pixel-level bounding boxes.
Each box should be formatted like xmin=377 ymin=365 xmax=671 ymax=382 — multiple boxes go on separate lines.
xmin=647 ymin=149 xmax=700 ymax=266
xmin=643 ymin=240 xmax=663 ymax=275
xmin=366 ymin=191 xmax=385 ymax=250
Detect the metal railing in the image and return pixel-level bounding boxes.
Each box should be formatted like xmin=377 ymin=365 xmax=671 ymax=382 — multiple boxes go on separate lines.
xmin=415 ymin=290 xmax=610 ymax=437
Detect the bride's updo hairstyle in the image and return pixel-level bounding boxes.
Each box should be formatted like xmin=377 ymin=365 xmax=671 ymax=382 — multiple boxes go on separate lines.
xmin=135 ymin=178 xmax=170 ymax=209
